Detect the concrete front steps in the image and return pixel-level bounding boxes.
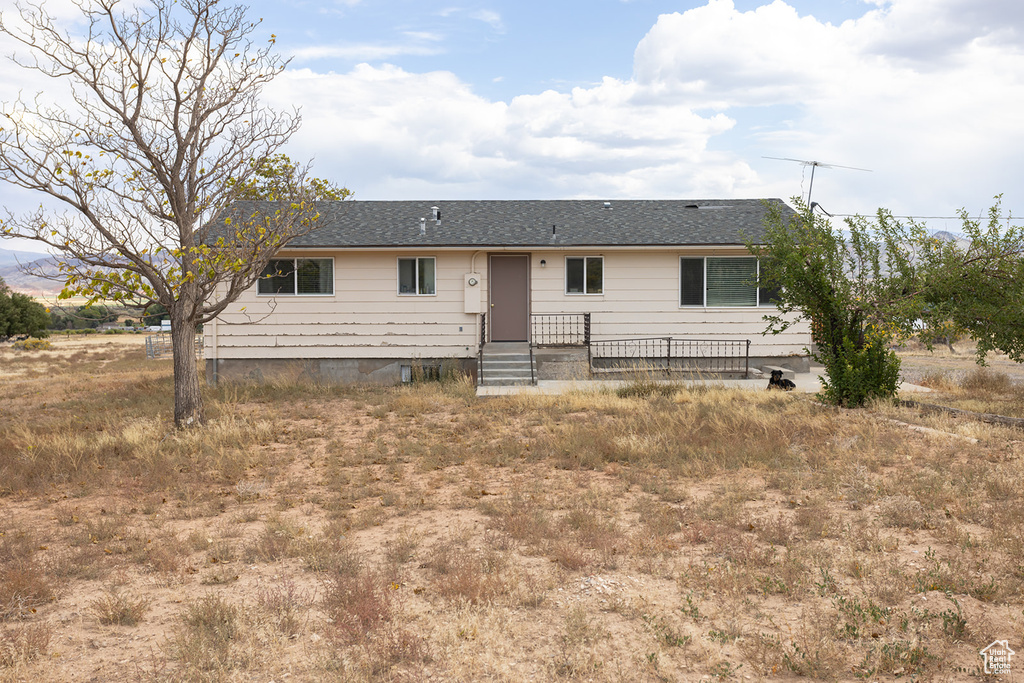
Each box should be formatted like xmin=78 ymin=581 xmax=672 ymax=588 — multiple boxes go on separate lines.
xmin=479 ymin=342 xmax=536 ymax=386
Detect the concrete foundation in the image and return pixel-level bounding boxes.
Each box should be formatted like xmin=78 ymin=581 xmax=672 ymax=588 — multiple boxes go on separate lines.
xmin=533 ymin=347 xmax=590 ymax=381
xmin=206 ymin=351 xmax=809 ymax=385
xmin=750 ymin=355 xmax=812 ymax=374
xmin=206 ymin=357 xmax=477 ymax=385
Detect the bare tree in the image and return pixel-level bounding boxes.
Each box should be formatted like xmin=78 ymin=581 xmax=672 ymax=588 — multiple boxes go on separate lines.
xmin=0 ymin=0 xmax=344 ymax=427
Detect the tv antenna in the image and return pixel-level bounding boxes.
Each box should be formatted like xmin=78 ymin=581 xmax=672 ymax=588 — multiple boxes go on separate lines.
xmin=763 ymin=157 xmax=872 ymax=205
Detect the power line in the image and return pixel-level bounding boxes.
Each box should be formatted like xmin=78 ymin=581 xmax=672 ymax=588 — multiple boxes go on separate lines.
xmin=826 ymin=213 xmax=1024 ymax=221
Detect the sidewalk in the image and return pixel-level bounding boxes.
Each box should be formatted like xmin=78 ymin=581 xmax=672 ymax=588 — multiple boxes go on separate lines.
xmin=476 ymin=368 xmax=933 ymax=397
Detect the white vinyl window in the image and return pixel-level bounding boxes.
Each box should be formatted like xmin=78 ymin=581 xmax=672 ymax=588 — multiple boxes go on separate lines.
xmin=258 ymin=258 xmax=334 ymax=295
xmin=398 ymin=257 xmax=436 ymax=295
xmin=565 ymin=256 xmax=603 ymax=294
xmin=679 ymin=257 xmax=778 ymax=307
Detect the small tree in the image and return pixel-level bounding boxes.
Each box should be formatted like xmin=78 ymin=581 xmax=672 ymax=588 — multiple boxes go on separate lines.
xmin=918 ymin=200 xmax=1024 ymax=363
xmin=755 ymin=198 xmax=1024 ymax=407
xmin=0 ymin=0 xmax=347 ymax=427
xmin=0 ymin=287 xmax=49 ymax=341
xmin=754 ymin=201 xmax=928 ymax=407
xmin=141 ymin=303 xmax=169 ymax=327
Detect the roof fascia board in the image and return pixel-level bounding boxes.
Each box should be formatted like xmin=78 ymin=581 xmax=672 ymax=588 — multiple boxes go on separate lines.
xmin=273 ymin=243 xmax=758 ymax=253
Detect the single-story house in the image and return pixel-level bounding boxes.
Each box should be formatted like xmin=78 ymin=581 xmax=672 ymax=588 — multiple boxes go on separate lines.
xmin=204 ymin=199 xmax=811 ymax=385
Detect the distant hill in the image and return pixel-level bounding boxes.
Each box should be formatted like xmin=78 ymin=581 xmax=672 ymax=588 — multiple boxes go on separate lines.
xmin=930 ymin=230 xmax=971 ymax=249
xmin=0 ymin=246 xmax=65 ymax=296
xmin=0 ymin=246 xmax=48 ymax=269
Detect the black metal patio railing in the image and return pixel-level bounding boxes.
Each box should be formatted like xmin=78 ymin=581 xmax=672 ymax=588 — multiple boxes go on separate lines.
xmin=589 ymin=337 xmax=750 ymax=376
xmin=530 ymin=313 xmax=591 ymax=347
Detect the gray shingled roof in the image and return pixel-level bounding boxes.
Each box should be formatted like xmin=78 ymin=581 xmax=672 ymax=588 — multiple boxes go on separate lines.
xmin=216 ymin=198 xmax=792 ymax=248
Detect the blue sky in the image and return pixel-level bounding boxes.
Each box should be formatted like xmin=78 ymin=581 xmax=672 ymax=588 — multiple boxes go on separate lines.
xmin=272 ymin=0 xmax=865 ymax=100
xmin=2 ymin=0 xmax=1023 ymax=253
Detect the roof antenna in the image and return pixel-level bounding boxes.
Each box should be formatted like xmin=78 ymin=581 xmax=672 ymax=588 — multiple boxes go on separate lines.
xmin=763 ymin=156 xmax=872 ymax=205
xmin=810 ymin=202 xmax=833 ymax=217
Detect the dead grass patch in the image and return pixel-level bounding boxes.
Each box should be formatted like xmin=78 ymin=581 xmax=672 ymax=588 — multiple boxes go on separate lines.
xmin=0 ymin=622 xmax=52 ymax=668
xmin=1 ymin=337 xmax=1022 ymax=679
xmin=90 ymin=587 xmax=151 ymax=626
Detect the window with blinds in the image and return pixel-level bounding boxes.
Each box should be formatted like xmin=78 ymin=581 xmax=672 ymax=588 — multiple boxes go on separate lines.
xmin=258 ymin=258 xmax=334 ymax=295
xmin=706 ymin=257 xmax=757 ymax=306
xmin=680 ymin=256 xmax=774 ymax=307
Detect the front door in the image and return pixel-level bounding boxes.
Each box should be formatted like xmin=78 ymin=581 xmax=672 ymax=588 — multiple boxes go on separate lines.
xmin=489 ymin=255 xmax=529 ymax=341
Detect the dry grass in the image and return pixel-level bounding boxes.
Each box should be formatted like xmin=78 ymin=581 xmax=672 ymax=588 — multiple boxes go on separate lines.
xmin=1 ymin=335 xmax=1023 ymax=680
xmin=89 ymin=587 xmax=151 ymax=626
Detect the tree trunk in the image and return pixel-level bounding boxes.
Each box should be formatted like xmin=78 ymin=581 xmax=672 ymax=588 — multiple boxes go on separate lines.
xmin=170 ymin=313 xmax=204 ymax=428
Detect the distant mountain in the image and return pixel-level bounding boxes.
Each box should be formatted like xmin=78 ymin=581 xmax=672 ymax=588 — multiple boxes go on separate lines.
xmin=930 ymin=230 xmax=971 ymax=249
xmin=0 ymin=246 xmax=65 ymax=296
xmin=0 ymin=246 xmax=49 ymax=269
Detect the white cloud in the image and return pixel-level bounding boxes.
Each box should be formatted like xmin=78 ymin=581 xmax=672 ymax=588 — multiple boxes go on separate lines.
xmin=267 ymin=64 xmax=740 ymax=199
xmin=470 ymin=10 xmax=504 ymax=32
xmin=266 ymin=0 xmax=1024 ymax=216
xmin=629 ymin=0 xmax=1024 ymax=213
xmin=3 ymin=0 xmax=1023 ymax=221
xmin=291 ymin=43 xmax=443 ymax=61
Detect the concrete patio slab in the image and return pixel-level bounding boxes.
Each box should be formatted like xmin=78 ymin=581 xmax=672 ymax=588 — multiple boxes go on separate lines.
xmin=476 ymin=369 xmax=933 ymax=397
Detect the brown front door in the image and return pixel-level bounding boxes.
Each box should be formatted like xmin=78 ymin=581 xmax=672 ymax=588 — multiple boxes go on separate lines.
xmin=489 ymin=255 xmax=529 ymax=341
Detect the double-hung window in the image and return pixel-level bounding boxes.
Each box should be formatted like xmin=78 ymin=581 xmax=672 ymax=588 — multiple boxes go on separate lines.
xmin=398 ymin=257 xmax=436 ymax=295
xmin=680 ymin=256 xmax=778 ymax=307
xmin=565 ymin=256 xmax=603 ymax=294
xmin=258 ymin=258 xmax=334 ymax=295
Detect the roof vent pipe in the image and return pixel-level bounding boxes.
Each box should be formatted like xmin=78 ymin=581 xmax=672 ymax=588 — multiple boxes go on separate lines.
xmin=420 ymin=217 xmax=426 ymax=236
xmin=431 ymin=206 xmax=441 ymax=224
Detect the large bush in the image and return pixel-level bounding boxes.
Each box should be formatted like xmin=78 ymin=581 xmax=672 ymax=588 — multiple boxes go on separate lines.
xmin=0 ymin=280 xmax=49 ymax=341
xmin=753 ymin=202 xmax=921 ymax=406
xmin=753 ymin=198 xmax=1024 ymax=408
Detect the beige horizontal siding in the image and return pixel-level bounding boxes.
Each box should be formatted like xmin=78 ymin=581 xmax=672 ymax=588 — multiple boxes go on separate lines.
xmin=527 ymin=250 xmax=809 ymax=356
xmin=212 ymin=250 xmax=482 ymax=360
xmin=212 ymin=344 xmax=476 ymax=360
xmin=207 ymin=247 xmax=811 ymax=360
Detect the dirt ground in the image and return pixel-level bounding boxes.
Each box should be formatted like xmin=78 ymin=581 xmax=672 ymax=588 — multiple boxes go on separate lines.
xmin=2 ymin=335 xmax=1024 ymax=681
xmin=898 ymin=338 xmax=1024 ymax=386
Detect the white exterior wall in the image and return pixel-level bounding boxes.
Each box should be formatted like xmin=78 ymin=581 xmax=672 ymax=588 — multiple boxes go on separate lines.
xmin=528 ymin=248 xmax=809 ymax=357
xmin=206 ymin=247 xmax=810 ymax=360
xmin=209 ymin=249 xmax=482 ymax=360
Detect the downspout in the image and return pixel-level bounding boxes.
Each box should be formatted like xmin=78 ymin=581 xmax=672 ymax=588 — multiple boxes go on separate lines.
xmin=211 ymin=315 xmax=219 ymax=385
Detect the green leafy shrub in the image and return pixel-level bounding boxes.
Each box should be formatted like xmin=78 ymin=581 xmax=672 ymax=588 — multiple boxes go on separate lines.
xmin=817 ymin=329 xmax=901 ymax=408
